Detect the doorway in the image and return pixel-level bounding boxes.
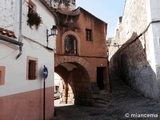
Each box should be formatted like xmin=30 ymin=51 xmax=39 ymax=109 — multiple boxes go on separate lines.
xmin=97 ymin=67 xmax=105 ymax=90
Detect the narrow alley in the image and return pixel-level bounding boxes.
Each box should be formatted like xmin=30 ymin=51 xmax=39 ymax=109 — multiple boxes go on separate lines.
xmin=52 ymin=70 xmax=160 ymax=120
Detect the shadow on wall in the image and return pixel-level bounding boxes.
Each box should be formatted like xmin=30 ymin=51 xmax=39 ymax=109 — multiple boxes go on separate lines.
xmin=109 ymin=32 xmax=159 ymax=102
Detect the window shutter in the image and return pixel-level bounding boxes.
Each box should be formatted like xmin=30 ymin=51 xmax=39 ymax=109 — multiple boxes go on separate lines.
xmin=28 ymin=60 xmax=36 ymax=79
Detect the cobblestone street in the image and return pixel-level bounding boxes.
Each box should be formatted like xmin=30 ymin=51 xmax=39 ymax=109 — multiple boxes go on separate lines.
xmin=52 ymin=71 xmax=160 ymax=120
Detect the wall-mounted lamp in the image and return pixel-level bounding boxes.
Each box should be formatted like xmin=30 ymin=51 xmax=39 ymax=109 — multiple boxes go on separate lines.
xmin=46 ymin=25 xmax=58 ymax=46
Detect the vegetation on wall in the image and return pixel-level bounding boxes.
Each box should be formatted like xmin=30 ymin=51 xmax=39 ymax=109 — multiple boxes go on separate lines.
xmin=27 ymin=3 xmax=42 ymax=30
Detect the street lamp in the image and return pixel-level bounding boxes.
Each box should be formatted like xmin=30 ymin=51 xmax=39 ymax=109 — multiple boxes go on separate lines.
xmin=46 ymin=25 xmax=58 ymax=46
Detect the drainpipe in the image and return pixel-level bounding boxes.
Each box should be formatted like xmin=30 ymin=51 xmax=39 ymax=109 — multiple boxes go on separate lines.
xmin=16 ymin=0 xmax=23 ymax=59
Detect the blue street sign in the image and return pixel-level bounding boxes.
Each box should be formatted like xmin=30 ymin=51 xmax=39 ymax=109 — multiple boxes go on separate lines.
xmin=43 ymin=66 xmax=48 ymax=79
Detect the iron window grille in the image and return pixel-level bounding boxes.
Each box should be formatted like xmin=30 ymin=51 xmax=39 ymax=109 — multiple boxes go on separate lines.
xmin=86 ymin=29 xmax=92 ymax=41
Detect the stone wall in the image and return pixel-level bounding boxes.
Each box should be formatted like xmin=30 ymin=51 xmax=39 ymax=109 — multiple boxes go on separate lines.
xmin=55 ymin=6 xmax=110 ymax=105
xmin=55 ymin=57 xmax=93 ymax=106
xmin=110 ymin=0 xmax=160 ymax=101
xmin=44 ymin=0 xmax=76 ymax=11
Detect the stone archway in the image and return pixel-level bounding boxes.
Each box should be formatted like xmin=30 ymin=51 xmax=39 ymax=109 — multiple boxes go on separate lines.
xmin=55 ymin=55 xmax=96 ymax=106
xmin=55 ymin=55 xmax=95 ymax=82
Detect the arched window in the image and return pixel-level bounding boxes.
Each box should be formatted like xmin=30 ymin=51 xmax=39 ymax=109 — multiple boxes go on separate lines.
xmin=65 ymin=35 xmax=77 ymax=55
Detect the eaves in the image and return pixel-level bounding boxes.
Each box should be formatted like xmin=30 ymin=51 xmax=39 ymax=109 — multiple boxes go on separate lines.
xmin=0 ymin=28 xmax=23 ymax=46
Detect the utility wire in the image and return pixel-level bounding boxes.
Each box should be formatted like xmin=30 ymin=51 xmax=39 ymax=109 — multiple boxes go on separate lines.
xmin=22 ymin=35 xmax=55 ymax=53
xmin=0 ymin=50 xmax=17 ymax=60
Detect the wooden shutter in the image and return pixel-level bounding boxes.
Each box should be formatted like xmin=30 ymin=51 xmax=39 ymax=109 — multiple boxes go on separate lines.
xmin=28 ymin=60 xmax=36 ymax=79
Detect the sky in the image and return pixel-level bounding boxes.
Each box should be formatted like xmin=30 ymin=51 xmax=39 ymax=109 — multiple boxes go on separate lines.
xmin=76 ymin=0 xmax=126 ymax=38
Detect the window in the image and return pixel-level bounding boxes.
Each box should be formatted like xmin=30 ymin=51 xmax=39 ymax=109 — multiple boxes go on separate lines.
xmin=27 ymin=56 xmax=38 ymax=80
xmin=28 ymin=0 xmax=36 ymax=11
xmin=65 ymin=35 xmax=77 ymax=55
xmin=0 ymin=66 xmax=5 ymax=85
xmin=28 ymin=60 xmax=36 ymax=79
xmin=27 ymin=0 xmax=42 ymax=30
xmin=86 ymin=29 xmax=92 ymax=41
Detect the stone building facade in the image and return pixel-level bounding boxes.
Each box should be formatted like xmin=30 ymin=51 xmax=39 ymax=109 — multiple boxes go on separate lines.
xmin=44 ymin=0 xmax=76 ymax=11
xmin=110 ymin=0 xmax=160 ymax=102
xmin=54 ymin=7 xmax=110 ymax=105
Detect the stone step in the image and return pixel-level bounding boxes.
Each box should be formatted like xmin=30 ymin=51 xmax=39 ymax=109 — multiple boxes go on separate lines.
xmin=93 ymin=102 xmax=107 ymax=107
xmin=99 ymin=90 xmax=109 ymax=95
xmin=93 ymin=94 xmax=101 ymax=99
xmin=95 ymin=99 xmax=110 ymax=104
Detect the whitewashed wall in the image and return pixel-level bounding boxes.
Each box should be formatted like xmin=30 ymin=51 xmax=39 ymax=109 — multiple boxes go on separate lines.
xmin=147 ymin=0 xmax=160 ymax=90
xmin=147 ymin=0 xmax=160 ymax=66
xmin=0 ymin=0 xmax=56 ymax=97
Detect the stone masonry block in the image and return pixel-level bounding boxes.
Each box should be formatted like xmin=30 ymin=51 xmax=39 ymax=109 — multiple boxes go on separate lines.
xmin=74 ymin=56 xmax=79 ymax=62
xmin=91 ymin=82 xmax=100 ymax=94
xmin=77 ymin=57 xmax=83 ymax=64
xmin=81 ymin=59 xmax=87 ymax=66
xmin=63 ymin=56 xmax=68 ymax=62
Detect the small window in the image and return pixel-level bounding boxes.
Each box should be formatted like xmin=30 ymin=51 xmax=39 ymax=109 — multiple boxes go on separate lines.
xmin=0 ymin=66 xmax=5 ymax=85
xmin=27 ymin=0 xmax=42 ymax=30
xmin=27 ymin=56 xmax=38 ymax=80
xmin=86 ymin=29 xmax=92 ymax=41
xmin=28 ymin=0 xmax=36 ymax=11
xmin=28 ymin=60 xmax=36 ymax=79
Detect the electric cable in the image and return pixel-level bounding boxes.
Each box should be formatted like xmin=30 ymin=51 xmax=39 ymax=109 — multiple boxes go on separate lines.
xmin=0 ymin=49 xmax=17 ymax=60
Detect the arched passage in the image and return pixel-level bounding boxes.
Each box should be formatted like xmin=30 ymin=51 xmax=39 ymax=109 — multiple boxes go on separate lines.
xmin=55 ymin=55 xmax=96 ymax=106
xmin=55 ymin=55 xmax=95 ymax=82
xmin=55 ymin=62 xmax=93 ymax=106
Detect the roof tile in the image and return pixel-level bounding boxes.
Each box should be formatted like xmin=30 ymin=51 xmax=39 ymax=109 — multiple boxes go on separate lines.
xmin=0 ymin=27 xmax=16 ymax=38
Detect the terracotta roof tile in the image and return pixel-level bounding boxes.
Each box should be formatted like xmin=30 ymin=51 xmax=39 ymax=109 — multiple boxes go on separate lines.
xmin=0 ymin=27 xmax=16 ymax=38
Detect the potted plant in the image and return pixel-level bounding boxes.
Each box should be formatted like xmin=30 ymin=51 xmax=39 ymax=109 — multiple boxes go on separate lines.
xmin=27 ymin=3 xmax=42 ymax=30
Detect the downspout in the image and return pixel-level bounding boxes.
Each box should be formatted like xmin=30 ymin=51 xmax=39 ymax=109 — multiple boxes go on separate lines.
xmin=16 ymin=0 xmax=23 ymax=59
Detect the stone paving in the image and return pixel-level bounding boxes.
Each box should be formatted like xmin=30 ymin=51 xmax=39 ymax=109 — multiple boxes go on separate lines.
xmin=51 ymin=71 xmax=160 ymax=120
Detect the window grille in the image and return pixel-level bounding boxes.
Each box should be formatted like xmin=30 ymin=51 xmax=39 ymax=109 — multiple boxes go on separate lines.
xmin=86 ymin=29 xmax=92 ymax=41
